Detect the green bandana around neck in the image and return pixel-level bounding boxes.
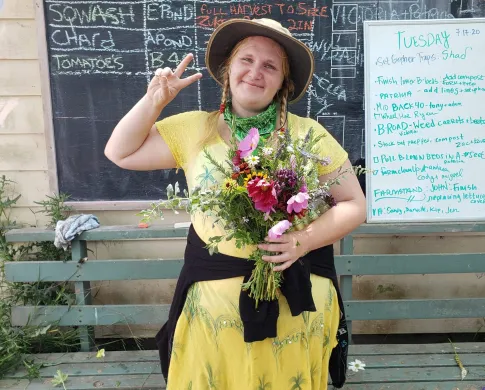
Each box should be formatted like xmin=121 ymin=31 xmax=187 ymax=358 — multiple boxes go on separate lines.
xmin=223 ymin=101 xmax=277 ymax=141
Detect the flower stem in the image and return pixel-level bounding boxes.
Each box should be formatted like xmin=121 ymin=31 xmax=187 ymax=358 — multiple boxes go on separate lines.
xmin=241 ymin=253 xmax=282 ymax=306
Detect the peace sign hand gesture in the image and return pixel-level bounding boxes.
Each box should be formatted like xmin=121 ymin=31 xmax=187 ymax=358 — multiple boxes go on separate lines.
xmin=147 ymin=53 xmax=202 ymax=109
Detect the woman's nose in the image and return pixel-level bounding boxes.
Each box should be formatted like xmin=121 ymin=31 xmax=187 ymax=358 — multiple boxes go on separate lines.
xmin=248 ymin=64 xmax=263 ymax=79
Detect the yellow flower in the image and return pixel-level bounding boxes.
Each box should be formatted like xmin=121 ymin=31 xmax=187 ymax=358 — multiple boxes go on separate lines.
xmin=243 ymin=171 xmax=267 ymax=187
xmin=223 ymin=178 xmax=237 ymax=192
xmin=96 ymin=349 xmax=105 ymax=358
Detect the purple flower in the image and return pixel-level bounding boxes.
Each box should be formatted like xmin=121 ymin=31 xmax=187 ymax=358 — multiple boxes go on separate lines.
xmin=238 ymin=127 xmax=259 ymax=158
xmin=287 ymin=192 xmax=310 ymax=214
xmin=268 ymin=220 xmax=292 ymax=239
xmin=275 ymin=169 xmax=298 ymax=189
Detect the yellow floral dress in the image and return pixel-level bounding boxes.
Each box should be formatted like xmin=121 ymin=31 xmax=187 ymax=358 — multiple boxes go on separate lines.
xmin=156 ymin=111 xmax=348 ymax=390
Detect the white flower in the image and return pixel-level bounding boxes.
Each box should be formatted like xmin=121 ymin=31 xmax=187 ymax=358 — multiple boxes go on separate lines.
xmin=245 ymin=155 xmax=260 ymax=168
xmin=262 ymin=147 xmax=274 ymax=156
xmin=348 ymin=359 xmax=365 ymax=372
xmin=243 ymin=217 xmax=249 ymax=223
xmin=286 ymin=145 xmax=294 ymax=153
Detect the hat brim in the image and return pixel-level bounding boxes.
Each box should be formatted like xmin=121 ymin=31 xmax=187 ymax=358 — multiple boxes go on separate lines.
xmin=205 ymin=19 xmax=314 ymax=103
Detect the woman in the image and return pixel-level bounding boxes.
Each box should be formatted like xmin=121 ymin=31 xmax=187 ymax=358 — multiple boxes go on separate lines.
xmin=105 ymin=18 xmax=366 ymax=390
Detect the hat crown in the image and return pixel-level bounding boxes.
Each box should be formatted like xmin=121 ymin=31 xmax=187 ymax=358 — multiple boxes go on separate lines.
xmin=252 ymin=18 xmax=292 ymax=37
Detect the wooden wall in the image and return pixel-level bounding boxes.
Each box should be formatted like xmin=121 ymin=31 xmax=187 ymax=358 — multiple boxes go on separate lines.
xmin=0 ymin=0 xmax=50 ymax=226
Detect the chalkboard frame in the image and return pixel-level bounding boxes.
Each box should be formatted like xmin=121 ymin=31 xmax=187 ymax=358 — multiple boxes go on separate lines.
xmin=36 ymin=0 xmax=59 ymax=198
xmin=364 ymin=18 xmax=485 ymax=223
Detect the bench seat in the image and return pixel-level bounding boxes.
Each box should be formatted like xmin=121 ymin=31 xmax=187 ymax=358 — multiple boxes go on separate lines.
xmin=3 ymin=223 xmax=485 ymax=389
xmin=2 ymin=343 xmax=485 ymax=389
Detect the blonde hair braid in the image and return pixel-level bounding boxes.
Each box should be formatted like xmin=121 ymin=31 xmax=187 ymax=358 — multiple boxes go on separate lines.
xmin=219 ymin=73 xmax=231 ymax=113
xmin=277 ymin=78 xmax=294 ymax=132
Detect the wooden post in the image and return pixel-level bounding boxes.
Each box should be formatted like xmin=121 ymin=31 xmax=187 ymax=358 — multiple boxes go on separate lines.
xmin=340 ymin=235 xmax=354 ymax=343
xmin=71 ymin=239 xmax=95 ymax=351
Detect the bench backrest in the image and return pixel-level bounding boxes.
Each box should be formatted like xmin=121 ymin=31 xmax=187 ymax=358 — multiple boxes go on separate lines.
xmin=5 ymin=223 xmax=485 ymax=349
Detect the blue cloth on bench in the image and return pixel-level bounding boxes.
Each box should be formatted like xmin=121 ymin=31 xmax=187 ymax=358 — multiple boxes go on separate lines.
xmin=54 ymin=214 xmax=100 ymax=250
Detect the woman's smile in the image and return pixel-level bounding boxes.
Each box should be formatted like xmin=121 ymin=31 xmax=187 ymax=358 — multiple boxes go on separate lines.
xmin=243 ymin=80 xmax=264 ymax=89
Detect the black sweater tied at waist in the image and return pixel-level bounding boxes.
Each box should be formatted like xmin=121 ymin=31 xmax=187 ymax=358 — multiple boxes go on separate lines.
xmin=156 ymin=225 xmax=348 ymax=388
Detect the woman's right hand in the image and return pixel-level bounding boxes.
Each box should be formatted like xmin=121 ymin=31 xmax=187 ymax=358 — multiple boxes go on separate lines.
xmin=146 ymin=53 xmax=202 ymax=109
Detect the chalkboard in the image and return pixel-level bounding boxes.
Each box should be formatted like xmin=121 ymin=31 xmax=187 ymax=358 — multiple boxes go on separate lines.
xmin=43 ymin=0 xmax=479 ymax=202
xmin=364 ymin=18 xmax=485 ymax=223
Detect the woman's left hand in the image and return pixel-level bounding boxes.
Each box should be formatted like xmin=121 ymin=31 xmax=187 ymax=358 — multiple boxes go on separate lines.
xmin=258 ymin=232 xmax=308 ymax=272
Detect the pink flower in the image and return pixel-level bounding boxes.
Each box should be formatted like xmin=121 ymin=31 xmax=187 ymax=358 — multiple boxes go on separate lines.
xmin=247 ymin=177 xmax=278 ymax=213
xmin=268 ymin=220 xmax=292 ymax=239
xmin=287 ymin=192 xmax=310 ymax=214
xmin=238 ymin=127 xmax=260 ymax=158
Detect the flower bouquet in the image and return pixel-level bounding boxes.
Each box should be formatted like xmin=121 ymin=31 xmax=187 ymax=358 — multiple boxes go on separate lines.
xmin=139 ymin=127 xmax=355 ymax=306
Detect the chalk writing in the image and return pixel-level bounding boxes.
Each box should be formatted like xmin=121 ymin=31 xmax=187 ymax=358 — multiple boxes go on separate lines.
xmin=48 ymin=4 xmax=136 ymax=25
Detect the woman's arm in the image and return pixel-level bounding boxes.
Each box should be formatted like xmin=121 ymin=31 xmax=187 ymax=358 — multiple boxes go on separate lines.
xmin=104 ymin=53 xmax=202 ymax=170
xmin=104 ymin=97 xmax=175 ymax=171
xmin=259 ymin=158 xmax=366 ymax=271
xmin=300 ymin=158 xmax=366 ymax=251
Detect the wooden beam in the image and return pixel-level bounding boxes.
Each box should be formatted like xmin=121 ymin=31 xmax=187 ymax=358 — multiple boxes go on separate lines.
xmin=345 ymin=298 xmax=485 ymax=320
xmin=11 ymin=304 xmax=171 ymax=326
xmin=336 ymin=253 xmax=485 ymax=275
xmin=7 ymin=222 xmax=485 ymax=243
xmin=5 ymin=259 xmax=184 ymax=282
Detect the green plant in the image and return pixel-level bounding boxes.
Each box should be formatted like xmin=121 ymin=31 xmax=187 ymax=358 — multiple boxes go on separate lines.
xmin=0 ymin=300 xmax=25 ymax=377
xmin=3 ymin=189 xmax=74 ymax=302
xmin=51 ymin=369 xmax=69 ymax=389
xmin=0 ymin=175 xmax=23 ymax=263
xmin=22 ymin=360 xmax=42 ymax=380
xmin=34 ymin=193 xmax=72 ymax=229
xmin=0 ymin=177 xmax=79 ymax=379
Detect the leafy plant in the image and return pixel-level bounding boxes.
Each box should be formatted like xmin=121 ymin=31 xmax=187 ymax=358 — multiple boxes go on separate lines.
xmin=0 ymin=177 xmax=79 ymax=379
xmin=51 ymin=369 xmax=69 ymax=389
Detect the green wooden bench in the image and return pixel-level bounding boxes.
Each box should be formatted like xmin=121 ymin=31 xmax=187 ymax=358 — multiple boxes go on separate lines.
xmin=1 ymin=223 xmax=485 ymax=389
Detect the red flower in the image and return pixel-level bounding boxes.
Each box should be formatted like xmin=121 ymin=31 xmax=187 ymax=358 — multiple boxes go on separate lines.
xmin=275 ymin=189 xmax=293 ymax=214
xmin=232 ymin=150 xmax=242 ymax=166
xmin=232 ymin=162 xmax=251 ymax=180
xmin=288 ymin=208 xmax=308 ymax=222
xmin=247 ymin=177 xmax=278 ymax=213
xmin=239 ymin=162 xmax=251 ymax=175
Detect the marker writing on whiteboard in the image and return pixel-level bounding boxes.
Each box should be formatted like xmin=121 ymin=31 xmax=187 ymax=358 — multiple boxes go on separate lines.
xmin=396 ymin=30 xmax=451 ymax=50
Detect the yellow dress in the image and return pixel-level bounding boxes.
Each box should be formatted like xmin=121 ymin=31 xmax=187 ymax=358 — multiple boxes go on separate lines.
xmin=156 ymin=111 xmax=348 ymax=390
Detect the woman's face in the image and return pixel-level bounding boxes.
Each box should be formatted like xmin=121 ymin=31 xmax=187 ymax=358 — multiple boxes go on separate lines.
xmin=228 ymin=36 xmax=285 ymax=117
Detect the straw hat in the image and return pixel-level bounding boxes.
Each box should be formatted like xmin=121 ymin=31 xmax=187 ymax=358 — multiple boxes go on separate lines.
xmin=205 ymin=18 xmax=314 ymax=103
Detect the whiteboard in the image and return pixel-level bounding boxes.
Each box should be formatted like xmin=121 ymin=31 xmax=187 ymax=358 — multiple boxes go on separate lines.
xmin=364 ymin=18 xmax=485 ymax=223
